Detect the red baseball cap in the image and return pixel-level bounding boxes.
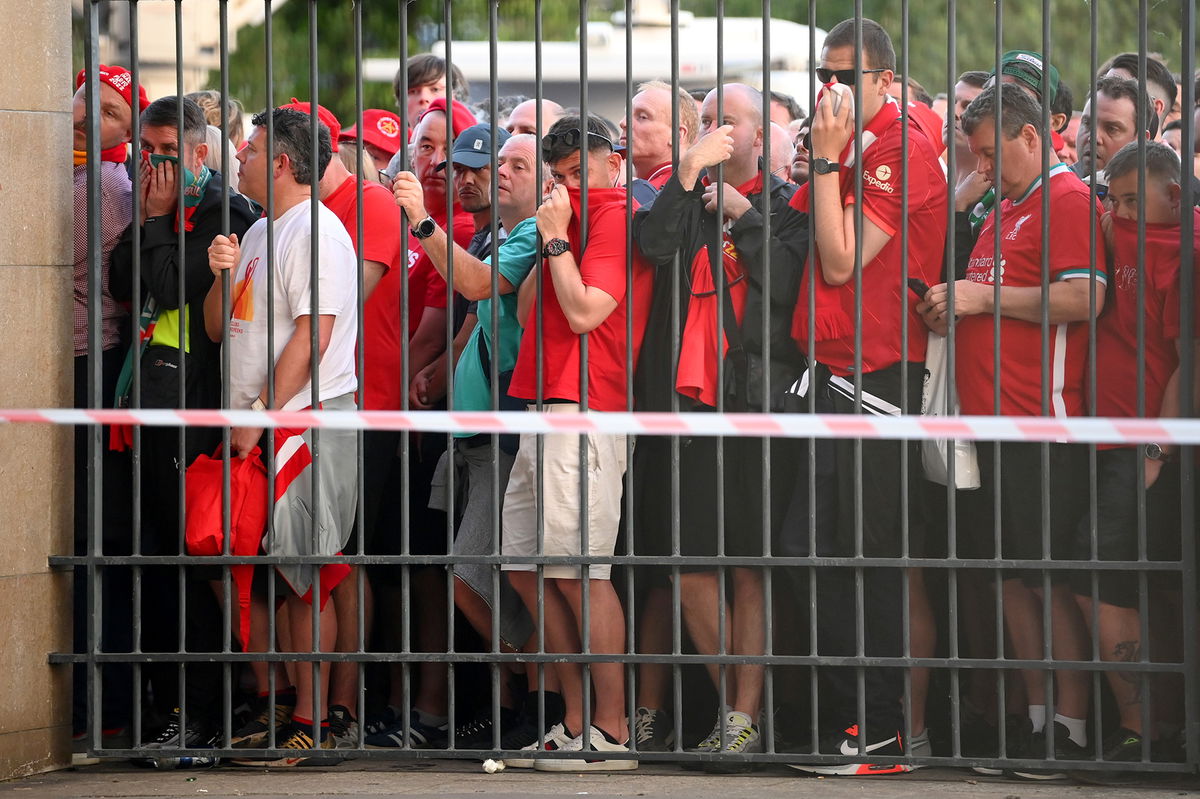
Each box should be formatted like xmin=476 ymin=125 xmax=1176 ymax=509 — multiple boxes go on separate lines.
xmin=339 ymin=109 xmax=406 ymax=157
xmin=419 ymin=97 xmax=477 ymax=140
xmin=75 ymin=64 xmax=150 ymax=112
xmin=280 ymin=98 xmax=342 ymax=152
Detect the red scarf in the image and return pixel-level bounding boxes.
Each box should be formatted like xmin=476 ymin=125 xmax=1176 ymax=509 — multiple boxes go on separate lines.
xmin=675 ymin=173 xmax=760 ymax=406
xmin=791 ymin=98 xmax=901 ymax=343
xmin=73 ymin=144 xmax=129 ymax=165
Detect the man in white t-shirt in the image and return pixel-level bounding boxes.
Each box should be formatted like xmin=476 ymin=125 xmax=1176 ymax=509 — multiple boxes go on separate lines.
xmin=205 ymin=106 xmax=359 ymax=766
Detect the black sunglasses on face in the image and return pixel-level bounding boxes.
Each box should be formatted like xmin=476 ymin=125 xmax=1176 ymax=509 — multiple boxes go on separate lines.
xmin=540 ymin=129 xmax=614 ymax=163
xmin=816 ymin=67 xmax=886 ymax=86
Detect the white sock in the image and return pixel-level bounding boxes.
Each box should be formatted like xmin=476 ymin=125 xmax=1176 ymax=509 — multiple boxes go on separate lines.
xmin=1028 ymin=704 xmax=1047 ymax=733
xmin=1054 ymin=713 xmax=1087 ymax=747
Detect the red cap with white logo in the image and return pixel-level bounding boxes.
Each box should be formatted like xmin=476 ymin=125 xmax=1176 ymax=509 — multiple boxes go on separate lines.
xmin=339 ymin=109 xmax=406 ymax=157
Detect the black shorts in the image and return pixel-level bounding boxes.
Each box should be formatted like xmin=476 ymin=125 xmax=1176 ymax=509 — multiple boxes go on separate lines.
xmin=1069 ymin=447 xmax=1183 ymax=607
xmin=969 ymin=440 xmax=1086 ymax=586
xmin=631 ymin=432 xmax=802 ymax=567
xmin=915 ymin=475 xmax=995 ymax=561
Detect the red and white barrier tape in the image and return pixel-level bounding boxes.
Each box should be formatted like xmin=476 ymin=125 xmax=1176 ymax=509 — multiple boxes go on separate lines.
xmin=1 ymin=408 xmax=1198 ymax=445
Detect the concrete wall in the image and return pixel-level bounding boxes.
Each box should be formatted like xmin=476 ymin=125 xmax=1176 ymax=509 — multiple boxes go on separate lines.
xmin=0 ymin=0 xmax=76 ymax=781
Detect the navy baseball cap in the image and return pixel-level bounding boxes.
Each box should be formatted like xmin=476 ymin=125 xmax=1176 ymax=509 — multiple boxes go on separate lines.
xmin=438 ymin=123 xmax=511 ymax=171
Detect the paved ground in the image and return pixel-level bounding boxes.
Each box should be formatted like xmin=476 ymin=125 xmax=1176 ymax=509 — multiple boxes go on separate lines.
xmin=3 ymin=760 xmax=1197 ymax=798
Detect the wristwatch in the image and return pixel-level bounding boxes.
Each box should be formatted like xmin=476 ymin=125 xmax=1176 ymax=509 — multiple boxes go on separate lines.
xmin=812 ymin=157 xmax=841 ymax=175
xmin=542 ymin=238 xmax=571 ymax=258
xmin=410 ymin=216 xmax=437 ymax=239
xmin=1145 ymin=442 xmax=1169 ymax=461
xmin=250 ymin=397 xmax=267 ymax=412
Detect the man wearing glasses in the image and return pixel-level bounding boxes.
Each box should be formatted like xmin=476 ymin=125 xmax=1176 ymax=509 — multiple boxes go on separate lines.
xmin=783 ymin=17 xmax=948 ymax=776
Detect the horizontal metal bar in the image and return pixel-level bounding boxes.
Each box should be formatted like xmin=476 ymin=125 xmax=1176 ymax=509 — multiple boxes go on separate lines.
xmin=48 ymin=554 xmax=1195 ymax=571
xmin=48 ymin=650 xmax=1193 ymax=673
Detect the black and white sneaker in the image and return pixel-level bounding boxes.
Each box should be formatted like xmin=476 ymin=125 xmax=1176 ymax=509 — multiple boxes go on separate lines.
xmin=131 ymin=710 xmax=219 ymax=769
xmin=788 ymin=723 xmax=912 ymax=776
xmin=633 ymin=707 xmax=676 ymax=752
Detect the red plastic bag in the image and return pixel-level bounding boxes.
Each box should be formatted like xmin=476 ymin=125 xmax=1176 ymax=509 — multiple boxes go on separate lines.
xmin=185 ymin=447 xmax=268 ymax=648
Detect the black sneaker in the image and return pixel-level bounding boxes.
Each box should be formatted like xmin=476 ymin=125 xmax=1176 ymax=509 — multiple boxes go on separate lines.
xmin=131 ymin=710 xmax=219 ymax=769
xmin=434 ymin=707 xmax=520 ymax=750
xmin=501 ymin=691 xmax=566 ymax=751
xmin=787 ymin=723 xmax=912 ymax=776
xmin=633 ymin=707 xmax=675 ymax=752
xmin=1008 ymin=721 xmax=1088 ymax=780
xmin=968 ymin=712 xmax=1031 ymax=776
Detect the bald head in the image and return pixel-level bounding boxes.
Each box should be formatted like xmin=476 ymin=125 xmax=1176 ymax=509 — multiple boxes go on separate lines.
xmin=505 ymin=99 xmax=564 ymax=135
xmin=706 ymin=83 xmax=764 ymax=127
xmin=768 ymin=122 xmax=793 ymax=178
xmin=495 ymin=133 xmax=541 ymax=225
xmin=699 ymin=83 xmax=765 ymax=181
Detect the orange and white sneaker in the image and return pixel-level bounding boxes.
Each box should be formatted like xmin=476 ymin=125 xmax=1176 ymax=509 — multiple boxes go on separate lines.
xmin=788 ymin=723 xmax=913 ymax=776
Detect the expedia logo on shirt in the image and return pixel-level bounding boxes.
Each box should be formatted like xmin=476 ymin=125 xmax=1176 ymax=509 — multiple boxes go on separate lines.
xmin=863 ymin=165 xmax=895 ymax=194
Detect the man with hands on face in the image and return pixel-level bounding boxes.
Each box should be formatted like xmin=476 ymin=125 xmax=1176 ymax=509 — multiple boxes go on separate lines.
xmin=631 ymin=83 xmax=809 ymax=762
xmin=919 ymin=83 xmax=1106 ymax=774
xmin=500 ymin=114 xmax=654 ymax=771
xmin=205 ymin=107 xmax=359 ymax=764
xmin=782 ymin=18 xmax=948 ymax=776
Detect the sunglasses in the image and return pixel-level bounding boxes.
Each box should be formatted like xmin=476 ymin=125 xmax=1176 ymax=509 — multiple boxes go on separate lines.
xmin=815 ymin=67 xmax=886 ymax=85
xmin=540 ymin=129 xmax=614 ymax=163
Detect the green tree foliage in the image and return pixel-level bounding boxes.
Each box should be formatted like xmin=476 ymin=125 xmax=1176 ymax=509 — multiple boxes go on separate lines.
xmin=214 ymin=1 xmax=1188 ymax=119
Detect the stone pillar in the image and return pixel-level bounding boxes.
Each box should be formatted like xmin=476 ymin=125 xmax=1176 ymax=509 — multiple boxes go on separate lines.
xmin=0 ymin=0 xmax=76 ymax=781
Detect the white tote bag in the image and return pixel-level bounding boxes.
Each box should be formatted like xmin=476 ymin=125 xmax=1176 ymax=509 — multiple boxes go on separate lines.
xmin=920 ymin=332 xmax=981 ymax=490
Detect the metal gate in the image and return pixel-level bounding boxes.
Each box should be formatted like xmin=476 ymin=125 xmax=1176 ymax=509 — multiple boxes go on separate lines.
xmin=55 ymin=0 xmax=1197 ymax=777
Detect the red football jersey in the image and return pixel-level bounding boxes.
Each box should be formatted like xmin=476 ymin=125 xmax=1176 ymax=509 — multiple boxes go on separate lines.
xmin=790 ymin=101 xmax=948 ymax=376
xmin=508 ymin=186 xmax=654 ymax=412
xmin=955 ymin=164 xmax=1107 ymax=417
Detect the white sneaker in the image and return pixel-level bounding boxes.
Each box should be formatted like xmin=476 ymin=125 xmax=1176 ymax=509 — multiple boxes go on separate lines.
xmin=534 ymin=725 xmax=639 ymax=772
xmin=907 ymin=729 xmax=931 ymax=770
xmin=504 ymin=722 xmax=573 ymax=769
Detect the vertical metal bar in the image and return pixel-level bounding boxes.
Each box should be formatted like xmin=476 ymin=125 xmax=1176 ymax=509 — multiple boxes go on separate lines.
xmin=944 ymin=0 xmax=961 ymax=762
xmin=759 ymin=0 xmax=775 ymax=759
xmin=851 ymin=3 xmax=867 ymax=753
xmin=127 ymin=0 xmax=145 ymax=749
xmin=262 ymin=0 xmax=280 ymax=750
xmin=442 ymin=0 xmax=457 ymax=749
xmin=1179 ymin=0 xmax=1198 ymax=771
xmin=352 ymin=0 xmax=367 ymax=746
xmin=622 ymin=0 xmax=637 ymax=749
xmin=898 ymin=0 xmax=913 ymax=763
xmin=173 ymin=0 xmax=188 ymax=738
xmin=82 ymin=0 xmax=102 ymax=754
xmin=668 ymin=0 xmax=684 ymax=754
xmin=805 ymin=0 xmax=819 ymax=751
xmin=487 ymin=0 xmax=502 ymax=752
xmin=713 ymin=0 xmax=728 ymax=747
xmin=532 ymin=0 xmax=547 ymax=753
xmin=397 ymin=0 xmax=413 ymax=752
xmin=577 ymin=0 xmax=593 ymax=750
xmin=218 ymin=0 xmax=235 ymax=749
xmin=307 ymin=0 xmax=323 ymax=745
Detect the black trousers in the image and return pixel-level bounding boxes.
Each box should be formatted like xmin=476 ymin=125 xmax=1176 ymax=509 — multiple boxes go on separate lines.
xmin=777 ymin=362 xmax=923 ymax=737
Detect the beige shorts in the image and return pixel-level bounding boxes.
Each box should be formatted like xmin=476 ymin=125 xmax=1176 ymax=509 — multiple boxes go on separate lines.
xmin=501 ymin=404 xmax=628 ymax=580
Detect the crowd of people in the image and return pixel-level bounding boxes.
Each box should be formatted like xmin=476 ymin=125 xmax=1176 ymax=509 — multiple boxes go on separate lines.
xmin=70 ymin=16 xmax=1199 ymax=780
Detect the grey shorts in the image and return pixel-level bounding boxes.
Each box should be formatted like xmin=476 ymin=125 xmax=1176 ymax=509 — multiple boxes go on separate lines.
xmin=269 ymin=392 xmax=358 ymax=600
xmin=429 ymin=437 xmax=534 ymax=650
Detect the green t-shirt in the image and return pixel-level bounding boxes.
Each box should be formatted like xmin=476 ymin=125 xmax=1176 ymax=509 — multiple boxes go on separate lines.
xmin=452 ymin=216 xmax=539 ymax=434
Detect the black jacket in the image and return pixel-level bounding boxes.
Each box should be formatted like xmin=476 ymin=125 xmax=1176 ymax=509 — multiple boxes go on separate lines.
xmin=111 ymin=170 xmax=257 ymax=408
xmin=633 ymin=170 xmax=809 ymax=411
